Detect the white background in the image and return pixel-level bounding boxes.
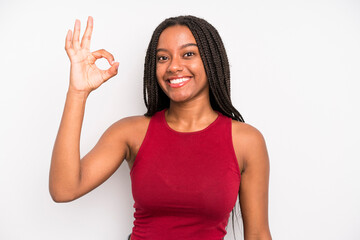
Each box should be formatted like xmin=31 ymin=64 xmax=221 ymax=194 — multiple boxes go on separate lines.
xmin=0 ymin=0 xmax=359 ymax=239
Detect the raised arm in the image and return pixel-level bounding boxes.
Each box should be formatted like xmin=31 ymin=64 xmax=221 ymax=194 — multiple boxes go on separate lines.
xmin=49 ymin=17 xmax=125 ymax=202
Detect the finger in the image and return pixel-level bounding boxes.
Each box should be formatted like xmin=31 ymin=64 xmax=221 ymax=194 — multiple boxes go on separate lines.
xmin=101 ymin=62 xmax=119 ymax=81
xmin=92 ymin=49 xmax=115 ymax=64
xmin=80 ymin=16 xmax=93 ymax=50
xmin=65 ymin=30 xmax=75 ymax=56
xmin=72 ymin=19 xmax=81 ymax=49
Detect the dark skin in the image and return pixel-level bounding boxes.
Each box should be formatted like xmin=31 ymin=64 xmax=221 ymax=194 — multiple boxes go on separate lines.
xmin=49 ymin=17 xmax=271 ymax=240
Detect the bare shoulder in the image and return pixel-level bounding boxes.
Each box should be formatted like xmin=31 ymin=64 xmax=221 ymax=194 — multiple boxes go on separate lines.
xmin=100 ymin=114 xmax=150 ymax=150
xmin=105 ymin=114 xmax=151 ymax=161
xmin=231 ymin=120 xmax=268 ymax=172
xmin=109 ymin=115 xmax=151 ymax=133
xmin=231 ymin=120 xmax=266 ymax=145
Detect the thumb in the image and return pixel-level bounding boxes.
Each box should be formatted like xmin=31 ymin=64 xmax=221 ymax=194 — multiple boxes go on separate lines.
xmin=102 ymin=62 xmax=119 ymax=81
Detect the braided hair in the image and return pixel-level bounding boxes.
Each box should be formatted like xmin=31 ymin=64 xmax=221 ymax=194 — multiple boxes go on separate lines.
xmin=143 ymin=15 xmax=244 ymax=238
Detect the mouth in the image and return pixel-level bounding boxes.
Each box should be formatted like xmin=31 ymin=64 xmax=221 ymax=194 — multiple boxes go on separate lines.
xmin=166 ymin=76 xmax=192 ymax=88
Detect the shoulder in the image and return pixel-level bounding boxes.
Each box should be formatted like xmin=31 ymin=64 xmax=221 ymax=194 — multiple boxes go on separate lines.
xmin=103 ymin=115 xmax=151 ymax=141
xmin=231 ymin=120 xmax=266 ymax=145
xmin=101 ymin=115 xmax=151 ymax=160
xmin=231 ymin=120 xmax=268 ymax=171
xmin=110 ymin=114 xmax=151 ymax=132
xmin=113 ymin=115 xmax=151 ymax=127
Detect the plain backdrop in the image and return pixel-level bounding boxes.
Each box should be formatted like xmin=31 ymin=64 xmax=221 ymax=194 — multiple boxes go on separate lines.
xmin=0 ymin=0 xmax=359 ymax=239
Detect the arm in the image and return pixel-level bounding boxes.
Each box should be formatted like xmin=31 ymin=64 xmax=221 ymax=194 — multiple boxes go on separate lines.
xmin=49 ymin=16 xmax=123 ymax=202
xmin=49 ymin=93 xmax=130 ymax=202
xmin=236 ymin=124 xmax=272 ymax=240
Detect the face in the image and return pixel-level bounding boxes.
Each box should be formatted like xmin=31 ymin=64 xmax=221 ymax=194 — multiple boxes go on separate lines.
xmin=156 ymin=25 xmax=208 ymax=103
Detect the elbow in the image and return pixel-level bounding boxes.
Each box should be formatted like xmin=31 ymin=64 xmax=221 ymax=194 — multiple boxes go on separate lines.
xmin=49 ymin=187 xmax=78 ymax=203
xmin=50 ymin=194 xmax=74 ymax=203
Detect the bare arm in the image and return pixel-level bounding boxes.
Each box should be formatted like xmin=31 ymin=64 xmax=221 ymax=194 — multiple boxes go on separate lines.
xmin=235 ymin=123 xmax=272 ymax=240
xmin=49 ymin=89 xmax=87 ymax=202
xmin=49 ymin=17 xmax=123 ymax=202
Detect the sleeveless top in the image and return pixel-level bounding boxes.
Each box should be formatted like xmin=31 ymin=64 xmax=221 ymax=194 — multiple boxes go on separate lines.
xmin=129 ymin=109 xmax=241 ymax=240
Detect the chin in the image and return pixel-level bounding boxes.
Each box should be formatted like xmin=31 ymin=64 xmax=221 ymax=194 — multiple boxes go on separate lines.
xmin=169 ymin=97 xmax=189 ymax=103
xmin=167 ymin=92 xmax=192 ymax=103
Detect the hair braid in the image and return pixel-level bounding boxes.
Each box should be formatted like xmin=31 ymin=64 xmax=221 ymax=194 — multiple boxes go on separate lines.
xmin=189 ymin=17 xmax=243 ymax=121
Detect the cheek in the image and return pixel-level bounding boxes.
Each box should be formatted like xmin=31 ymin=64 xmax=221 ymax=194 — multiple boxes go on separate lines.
xmin=190 ymin=61 xmax=206 ymax=78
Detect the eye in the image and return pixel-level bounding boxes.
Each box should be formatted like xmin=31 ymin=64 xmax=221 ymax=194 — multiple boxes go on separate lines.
xmin=184 ymin=52 xmax=195 ymax=57
xmin=157 ymin=55 xmax=168 ymax=62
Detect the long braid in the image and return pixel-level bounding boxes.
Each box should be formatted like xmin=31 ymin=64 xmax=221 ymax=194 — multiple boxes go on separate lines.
xmin=187 ymin=17 xmax=244 ymax=122
xmin=195 ymin=19 xmax=228 ymax=113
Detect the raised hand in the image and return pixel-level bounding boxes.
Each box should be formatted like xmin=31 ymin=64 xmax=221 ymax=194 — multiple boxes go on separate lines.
xmin=65 ymin=16 xmax=119 ymax=94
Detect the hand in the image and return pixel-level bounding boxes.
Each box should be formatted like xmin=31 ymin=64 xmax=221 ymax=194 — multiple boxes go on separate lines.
xmin=65 ymin=16 xmax=119 ymax=94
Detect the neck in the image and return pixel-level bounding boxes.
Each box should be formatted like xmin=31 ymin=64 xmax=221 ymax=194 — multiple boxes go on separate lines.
xmin=165 ymin=95 xmax=218 ymax=129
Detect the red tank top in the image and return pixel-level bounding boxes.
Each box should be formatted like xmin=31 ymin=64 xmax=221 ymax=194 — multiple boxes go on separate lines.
xmin=130 ymin=108 xmax=241 ymax=240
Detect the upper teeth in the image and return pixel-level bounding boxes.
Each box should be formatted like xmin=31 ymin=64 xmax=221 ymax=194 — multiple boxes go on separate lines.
xmin=169 ymin=78 xmax=190 ymax=84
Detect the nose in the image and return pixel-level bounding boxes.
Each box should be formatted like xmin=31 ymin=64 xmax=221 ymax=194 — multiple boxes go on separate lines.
xmin=167 ymin=56 xmax=183 ymax=73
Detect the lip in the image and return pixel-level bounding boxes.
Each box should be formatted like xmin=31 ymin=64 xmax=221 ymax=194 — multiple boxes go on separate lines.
xmin=166 ymin=76 xmax=192 ymax=88
xmin=167 ymin=75 xmax=192 ymax=80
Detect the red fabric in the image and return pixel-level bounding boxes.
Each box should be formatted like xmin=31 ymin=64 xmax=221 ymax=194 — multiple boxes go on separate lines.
xmin=130 ymin=109 xmax=241 ymax=240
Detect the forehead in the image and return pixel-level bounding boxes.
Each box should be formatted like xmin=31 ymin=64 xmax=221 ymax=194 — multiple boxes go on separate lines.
xmin=157 ymin=25 xmax=197 ymax=49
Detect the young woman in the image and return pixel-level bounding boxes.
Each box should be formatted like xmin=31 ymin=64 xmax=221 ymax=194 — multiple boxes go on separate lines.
xmin=49 ymin=15 xmax=271 ymax=240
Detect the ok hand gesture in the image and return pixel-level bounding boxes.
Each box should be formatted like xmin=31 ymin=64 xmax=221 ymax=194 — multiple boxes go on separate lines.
xmin=65 ymin=16 xmax=119 ymax=94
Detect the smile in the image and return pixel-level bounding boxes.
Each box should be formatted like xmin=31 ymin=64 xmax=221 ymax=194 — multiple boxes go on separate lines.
xmin=167 ymin=77 xmax=192 ymax=88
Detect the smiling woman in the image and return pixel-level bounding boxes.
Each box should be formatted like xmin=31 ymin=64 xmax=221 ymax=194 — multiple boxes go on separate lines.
xmin=49 ymin=15 xmax=271 ymax=240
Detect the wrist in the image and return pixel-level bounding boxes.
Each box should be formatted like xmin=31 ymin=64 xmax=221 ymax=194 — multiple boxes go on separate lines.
xmin=67 ymin=87 xmax=90 ymax=99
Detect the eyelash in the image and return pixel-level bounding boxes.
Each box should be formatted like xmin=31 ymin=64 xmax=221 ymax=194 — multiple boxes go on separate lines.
xmin=157 ymin=52 xmax=195 ymax=62
xmin=157 ymin=56 xmax=168 ymax=61
xmin=184 ymin=52 xmax=195 ymax=57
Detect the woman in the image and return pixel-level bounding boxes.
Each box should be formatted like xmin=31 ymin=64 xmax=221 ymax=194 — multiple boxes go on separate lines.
xmin=49 ymin=15 xmax=271 ymax=240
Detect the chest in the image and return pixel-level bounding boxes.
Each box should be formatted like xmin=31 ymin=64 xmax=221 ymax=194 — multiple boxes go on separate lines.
xmin=126 ymin=122 xmax=244 ymax=174
xmin=130 ymin=132 xmax=241 ymax=218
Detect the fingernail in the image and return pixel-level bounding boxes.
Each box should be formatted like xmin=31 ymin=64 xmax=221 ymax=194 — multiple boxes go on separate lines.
xmin=111 ymin=61 xmax=115 ymax=65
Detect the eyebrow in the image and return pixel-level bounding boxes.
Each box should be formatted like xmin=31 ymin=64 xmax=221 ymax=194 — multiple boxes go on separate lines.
xmin=156 ymin=43 xmax=198 ymax=53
